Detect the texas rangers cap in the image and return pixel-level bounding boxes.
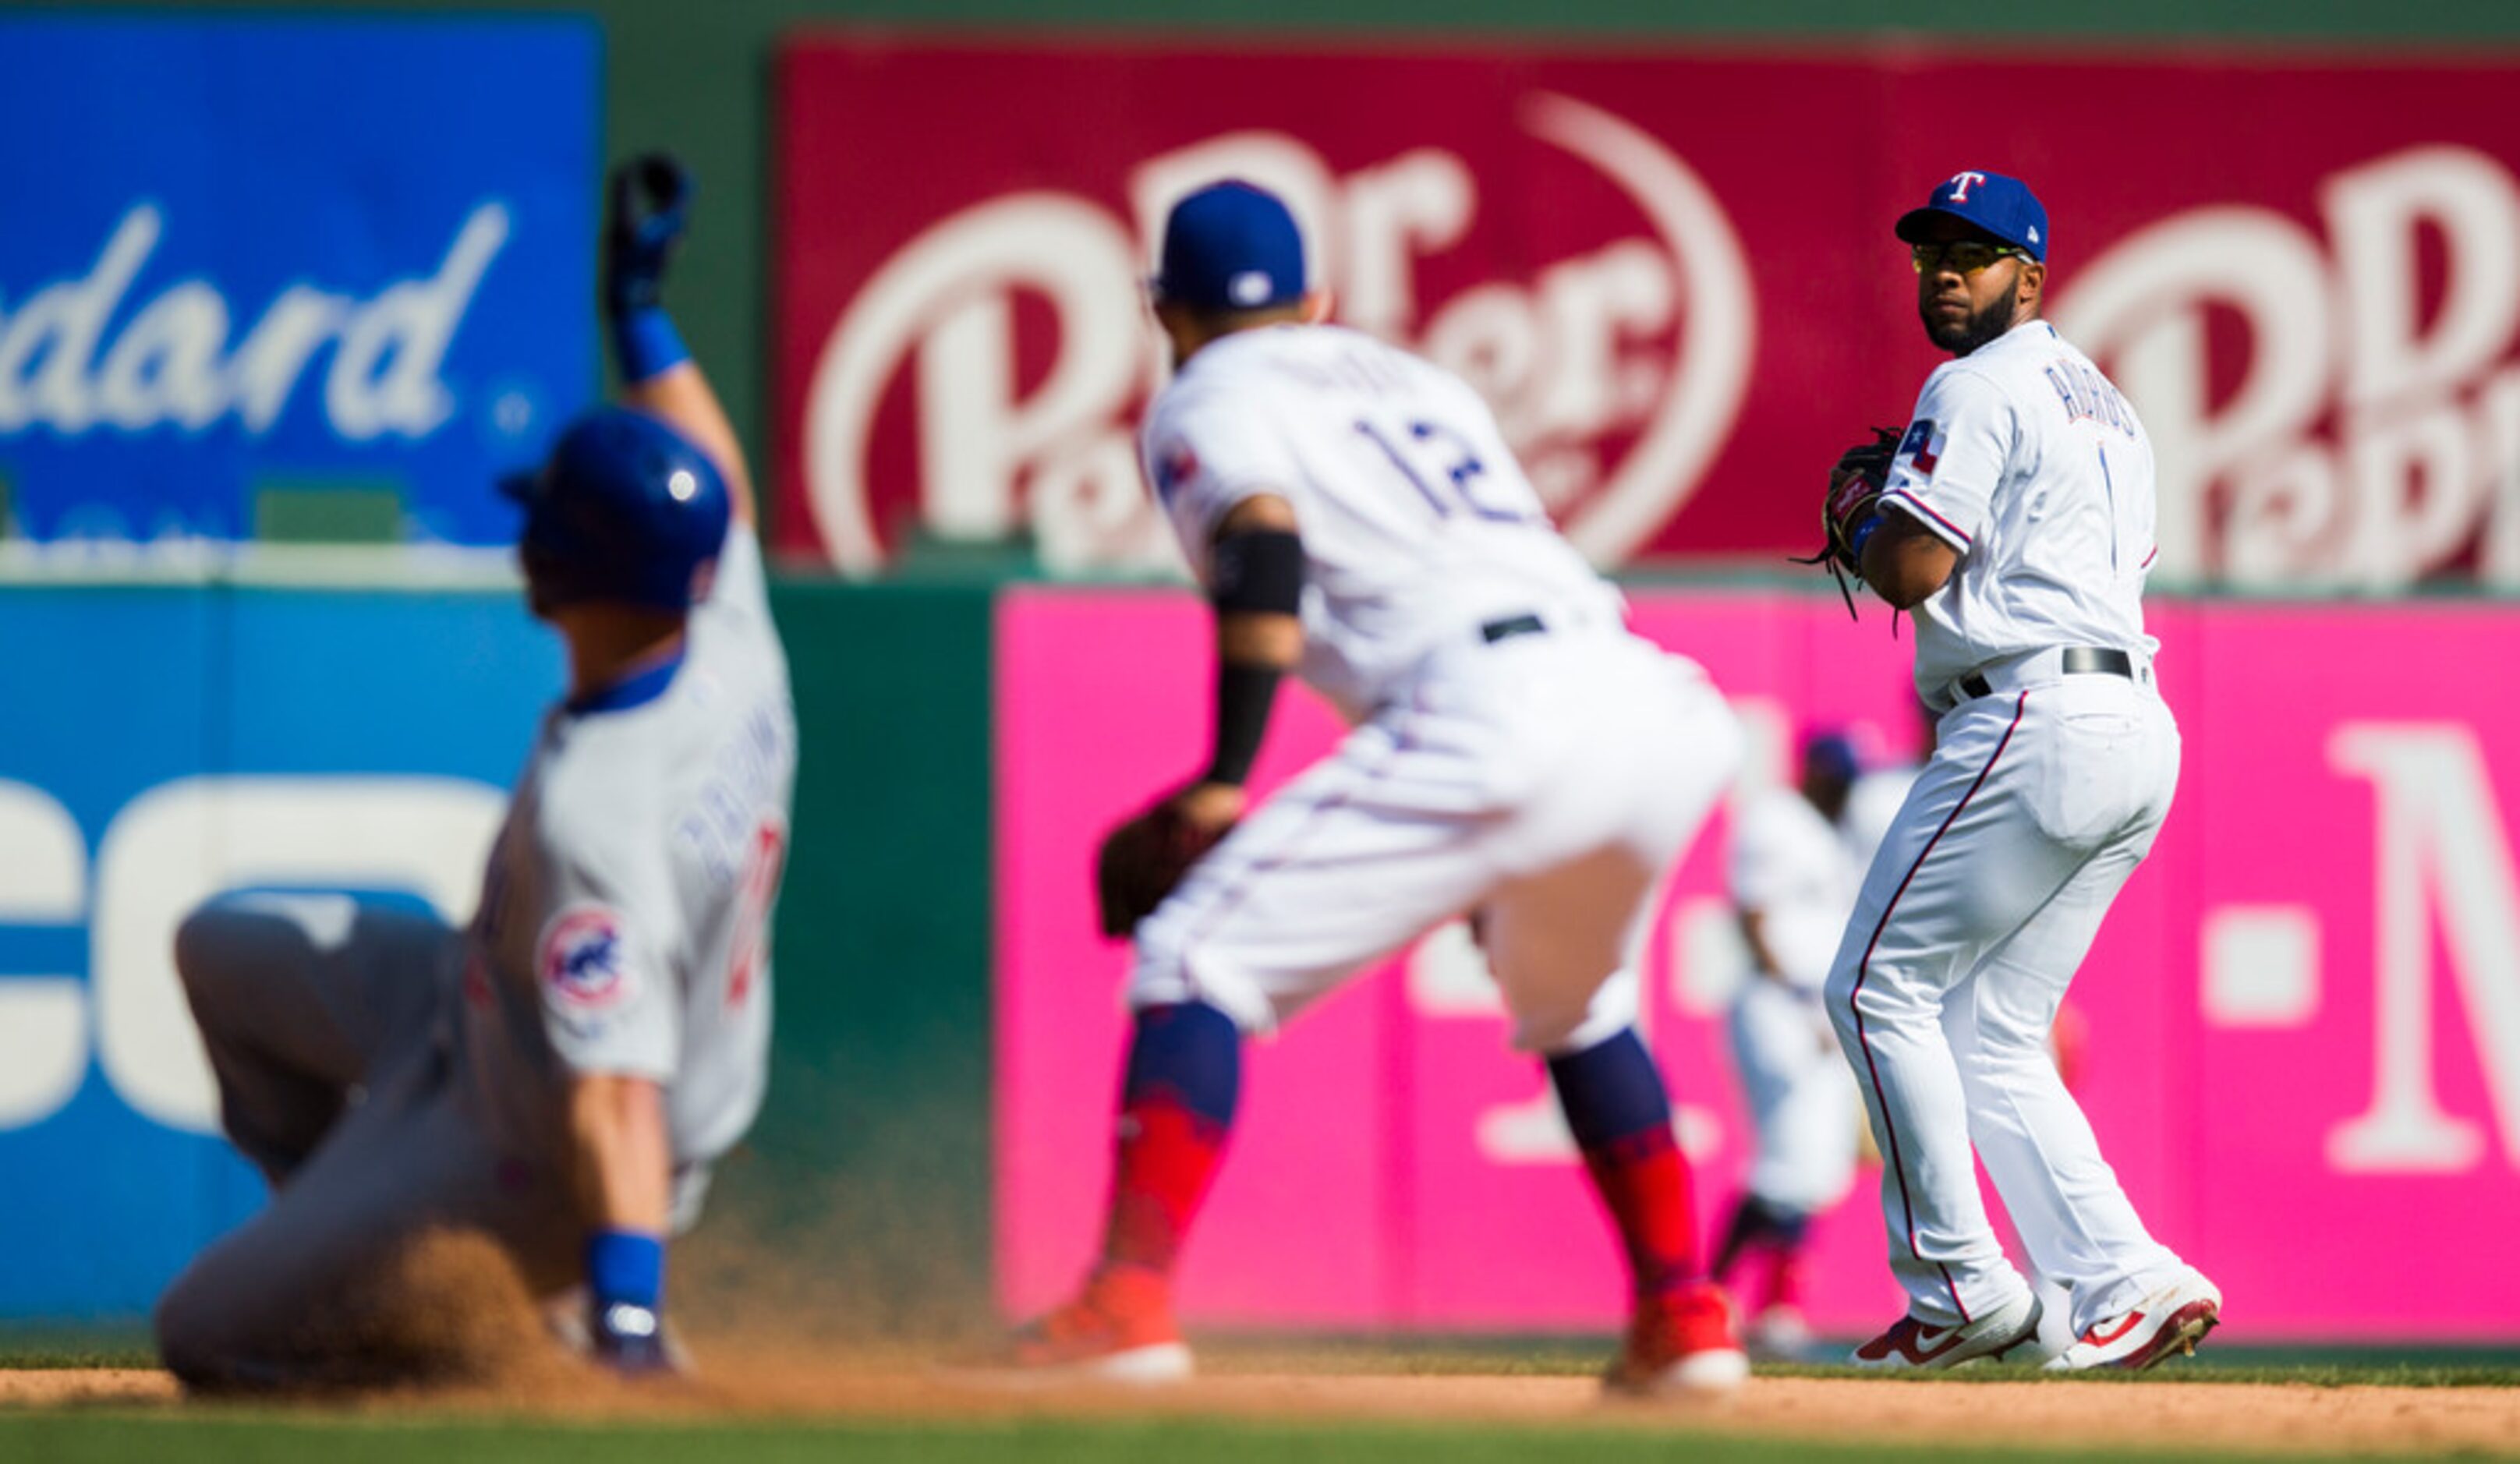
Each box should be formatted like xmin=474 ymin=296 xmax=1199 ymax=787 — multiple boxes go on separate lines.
xmin=1151 ymin=180 xmax=1308 ymax=313
xmin=1895 ymin=170 xmax=2049 ymax=262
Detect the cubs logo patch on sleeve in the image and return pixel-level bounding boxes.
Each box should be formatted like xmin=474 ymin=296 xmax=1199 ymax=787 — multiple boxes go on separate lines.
xmin=540 ymin=905 xmax=632 ymax=1009
xmin=1898 ymin=419 xmax=1941 ymax=476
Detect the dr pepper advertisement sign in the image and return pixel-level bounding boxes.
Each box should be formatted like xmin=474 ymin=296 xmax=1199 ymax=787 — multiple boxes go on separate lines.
xmin=777 ymin=39 xmax=2520 ymax=592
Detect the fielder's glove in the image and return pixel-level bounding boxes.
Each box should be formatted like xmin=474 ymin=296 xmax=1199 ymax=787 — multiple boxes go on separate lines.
xmin=1795 ymin=426 xmax=1904 ymax=615
xmin=604 ymin=152 xmax=693 ymax=319
xmin=1096 ymin=796 xmax=1233 ymax=938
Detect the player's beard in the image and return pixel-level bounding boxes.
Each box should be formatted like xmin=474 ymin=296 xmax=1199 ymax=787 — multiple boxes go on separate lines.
xmin=1924 ymin=289 xmax=2020 ymax=357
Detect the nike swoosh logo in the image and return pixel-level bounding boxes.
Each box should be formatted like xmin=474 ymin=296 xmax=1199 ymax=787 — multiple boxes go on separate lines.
xmin=2081 ymin=1310 xmax=2147 ymax=1347
xmin=1860 ymin=1325 xmax=1970 ymax=1364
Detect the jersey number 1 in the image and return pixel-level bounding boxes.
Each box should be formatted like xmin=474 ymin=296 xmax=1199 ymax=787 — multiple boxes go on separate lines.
xmin=1354 ymin=418 xmax=1534 ymax=524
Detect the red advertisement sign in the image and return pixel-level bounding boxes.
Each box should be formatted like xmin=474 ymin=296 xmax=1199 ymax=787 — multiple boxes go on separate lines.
xmin=777 ymin=39 xmax=2520 ymax=590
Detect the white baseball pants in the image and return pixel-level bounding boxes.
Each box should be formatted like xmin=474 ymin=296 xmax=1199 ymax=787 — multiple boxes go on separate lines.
xmin=1131 ymin=631 xmax=1740 ymax=1057
xmin=1729 ymin=977 xmax=1860 ymax=1215
xmin=1825 ymin=667 xmax=2189 ymax=1336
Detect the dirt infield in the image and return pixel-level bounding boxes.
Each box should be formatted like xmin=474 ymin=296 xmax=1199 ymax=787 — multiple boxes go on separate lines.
xmin=9 ymin=1359 xmax=2520 ymax=1457
xmin=0 ymin=1370 xmax=178 ymax=1408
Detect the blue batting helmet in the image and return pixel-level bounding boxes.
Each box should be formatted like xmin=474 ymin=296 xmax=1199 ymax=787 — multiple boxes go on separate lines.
xmin=501 ymin=408 xmax=730 ymax=612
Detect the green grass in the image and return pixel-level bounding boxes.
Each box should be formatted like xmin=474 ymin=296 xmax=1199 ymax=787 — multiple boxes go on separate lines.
xmin=0 ymin=1331 xmax=154 ymax=1372
xmin=1186 ymin=1334 xmax=2520 ymax=1387
xmin=0 ymin=1415 xmax=2367 ymax=1464
xmin=1757 ymin=1358 xmax=2520 ymax=1388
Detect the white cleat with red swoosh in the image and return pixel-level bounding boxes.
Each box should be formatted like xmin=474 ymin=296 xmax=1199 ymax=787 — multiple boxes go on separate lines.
xmin=1849 ymin=1290 xmax=2044 ymax=1370
xmin=2044 ymin=1268 xmax=2221 ymax=1372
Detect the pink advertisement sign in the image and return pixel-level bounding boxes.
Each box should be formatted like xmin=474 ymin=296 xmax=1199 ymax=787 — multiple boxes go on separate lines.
xmin=996 ymin=586 xmax=2520 ymax=1338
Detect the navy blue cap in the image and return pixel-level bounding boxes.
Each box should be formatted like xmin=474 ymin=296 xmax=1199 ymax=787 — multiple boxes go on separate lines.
xmin=1802 ymin=731 xmax=1862 ymax=786
xmin=1152 ymin=180 xmax=1308 ymax=312
xmin=1895 ymin=171 xmax=2049 ymax=262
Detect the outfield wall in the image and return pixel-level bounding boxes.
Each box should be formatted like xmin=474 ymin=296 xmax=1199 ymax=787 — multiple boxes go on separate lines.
xmin=10 ymin=576 xmax=2520 ymax=1340
xmin=102 ymin=0 xmax=2520 ymax=564
xmin=0 ymin=578 xmax=996 ymax=1323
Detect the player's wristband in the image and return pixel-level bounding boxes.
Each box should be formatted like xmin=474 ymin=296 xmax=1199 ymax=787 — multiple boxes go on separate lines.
xmin=586 ymin=1226 xmax=666 ymax=1310
xmin=1846 ymin=510 xmax=1885 ymax=563
xmin=611 ymin=306 xmax=691 ymax=386
xmin=1204 ymin=660 xmax=1282 ymax=787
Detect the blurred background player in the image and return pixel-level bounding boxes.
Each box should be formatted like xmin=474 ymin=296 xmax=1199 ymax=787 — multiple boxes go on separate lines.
xmin=1712 ymin=732 xmax=1864 ymax=1359
xmin=1011 ymin=180 xmax=1749 ymax=1395
xmin=1839 ymin=706 xmax=1929 ymax=865
xmin=1821 ymin=169 xmax=2215 ymax=1371
xmin=153 ymin=154 xmax=795 ymax=1388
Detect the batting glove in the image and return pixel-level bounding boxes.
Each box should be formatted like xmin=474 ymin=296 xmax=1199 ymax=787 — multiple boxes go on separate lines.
xmin=604 ymin=152 xmax=693 ymax=320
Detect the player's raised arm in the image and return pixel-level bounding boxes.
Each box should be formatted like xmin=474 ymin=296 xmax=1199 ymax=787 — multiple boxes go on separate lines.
xmin=603 ymin=153 xmax=757 ymax=529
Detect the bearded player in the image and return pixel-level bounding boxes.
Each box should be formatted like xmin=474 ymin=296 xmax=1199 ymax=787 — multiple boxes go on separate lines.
xmin=154 ymin=154 xmax=794 ymax=1388
xmin=1011 ymin=180 xmax=1748 ymax=1394
xmin=1812 ymin=170 xmax=2217 ymax=1371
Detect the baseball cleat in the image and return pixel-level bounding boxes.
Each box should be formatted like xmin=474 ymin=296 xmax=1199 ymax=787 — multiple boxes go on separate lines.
xmin=1005 ymin=1267 xmax=1193 ymax=1384
xmin=1850 ymin=1289 xmax=2043 ymax=1369
xmin=1605 ymin=1282 xmax=1750 ymax=1396
xmin=1743 ymin=1303 xmax=1817 ymax=1363
xmin=2043 ymin=1268 xmax=2221 ymax=1373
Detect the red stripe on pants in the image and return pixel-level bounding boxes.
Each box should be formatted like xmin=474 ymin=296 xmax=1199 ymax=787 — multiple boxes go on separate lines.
xmin=1845 ymin=691 xmax=2029 ymax=1324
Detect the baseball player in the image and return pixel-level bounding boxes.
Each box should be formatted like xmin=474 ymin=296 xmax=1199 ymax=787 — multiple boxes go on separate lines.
xmin=1812 ymin=170 xmax=2217 ymax=1370
xmin=1711 ymin=733 xmax=1864 ymax=1359
xmin=154 ymin=154 xmax=795 ymax=1388
xmin=1012 ymin=180 xmax=1748 ymax=1394
xmin=1839 ymin=712 xmax=1927 ymax=868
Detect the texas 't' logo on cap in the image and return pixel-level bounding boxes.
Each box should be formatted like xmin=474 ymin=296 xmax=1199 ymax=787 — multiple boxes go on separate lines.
xmin=1895 ymin=170 xmax=2051 ymax=263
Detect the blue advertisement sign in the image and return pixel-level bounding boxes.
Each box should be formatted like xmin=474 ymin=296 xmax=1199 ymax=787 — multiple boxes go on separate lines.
xmin=0 ymin=584 xmax=561 ymax=1318
xmin=0 ymin=17 xmax=597 ymax=548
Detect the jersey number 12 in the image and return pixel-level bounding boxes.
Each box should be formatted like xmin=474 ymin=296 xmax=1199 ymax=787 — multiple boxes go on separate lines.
xmin=1354 ymin=417 xmax=1536 ymax=525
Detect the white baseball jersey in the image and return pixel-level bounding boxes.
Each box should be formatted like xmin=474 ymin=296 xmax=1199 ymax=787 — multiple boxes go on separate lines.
xmin=1879 ymin=320 xmax=2158 ymax=702
xmin=1728 ymin=790 xmax=1856 ymax=990
xmin=1126 ymin=322 xmax=1737 ymax=1057
xmin=1141 ymin=324 xmax=1626 ymax=722
xmin=462 ymin=527 xmax=797 ymax=1213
